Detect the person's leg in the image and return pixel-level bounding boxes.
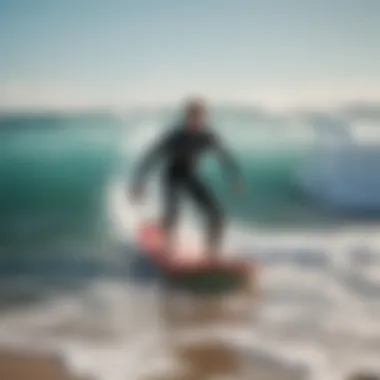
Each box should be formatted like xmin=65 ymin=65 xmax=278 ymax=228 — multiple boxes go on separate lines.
xmin=186 ymin=176 xmax=224 ymax=259
xmin=162 ymin=177 xmax=180 ymax=254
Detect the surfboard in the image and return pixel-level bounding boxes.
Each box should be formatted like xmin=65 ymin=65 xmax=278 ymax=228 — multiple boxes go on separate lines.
xmin=137 ymin=221 xmax=257 ymax=294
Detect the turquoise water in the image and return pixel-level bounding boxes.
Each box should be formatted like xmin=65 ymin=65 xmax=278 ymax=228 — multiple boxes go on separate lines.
xmin=0 ymin=113 xmax=123 ymax=276
xmin=1 ymin=110 xmax=380 ymax=277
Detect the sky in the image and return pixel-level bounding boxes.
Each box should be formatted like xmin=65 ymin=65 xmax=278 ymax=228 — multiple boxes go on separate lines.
xmin=1 ymin=0 xmax=380 ymax=111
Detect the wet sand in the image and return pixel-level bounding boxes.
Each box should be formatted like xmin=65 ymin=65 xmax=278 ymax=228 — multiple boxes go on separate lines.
xmin=0 ymin=344 xmax=304 ymax=380
xmin=1 ymin=345 xmax=377 ymax=380
xmin=0 ymin=349 xmax=86 ymax=380
xmin=142 ymin=342 xmax=305 ymax=380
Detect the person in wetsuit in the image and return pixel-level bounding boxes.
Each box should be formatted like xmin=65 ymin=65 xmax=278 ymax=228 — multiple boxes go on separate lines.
xmin=130 ymin=98 xmax=243 ymax=258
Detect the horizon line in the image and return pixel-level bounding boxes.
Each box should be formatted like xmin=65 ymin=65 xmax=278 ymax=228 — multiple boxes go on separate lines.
xmin=1 ymin=100 xmax=380 ymax=119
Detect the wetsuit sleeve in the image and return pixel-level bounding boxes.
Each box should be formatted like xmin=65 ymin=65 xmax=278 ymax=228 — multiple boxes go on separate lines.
xmin=132 ymin=131 xmax=173 ymax=191
xmin=210 ymin=133 xmax=242 ymax=182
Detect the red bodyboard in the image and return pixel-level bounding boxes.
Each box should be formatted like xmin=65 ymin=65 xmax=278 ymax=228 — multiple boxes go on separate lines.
xmin=137 ymin=222 xmax=253 ymax=276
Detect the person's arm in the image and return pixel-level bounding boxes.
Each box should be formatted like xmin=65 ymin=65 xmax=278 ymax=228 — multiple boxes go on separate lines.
xmin=131 ymin=131 xmax=172 ymax=195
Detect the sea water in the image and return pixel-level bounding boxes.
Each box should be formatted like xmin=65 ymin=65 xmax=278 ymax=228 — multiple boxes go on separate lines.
xmin=1 ymin=107 xmax=380 ymax=379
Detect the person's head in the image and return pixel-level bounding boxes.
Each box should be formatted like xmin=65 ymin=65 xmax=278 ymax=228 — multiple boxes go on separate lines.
xmin=183 ymin=98 xmax=208 ymax=131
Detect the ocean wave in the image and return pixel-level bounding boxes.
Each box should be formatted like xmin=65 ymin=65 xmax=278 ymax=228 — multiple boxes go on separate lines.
xmin=1 ymin=111 xmax=380 ymax=273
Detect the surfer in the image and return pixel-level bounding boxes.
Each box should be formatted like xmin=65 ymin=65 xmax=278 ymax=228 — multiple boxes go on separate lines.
xmin=130 ymin=98 xmax=244 ymax=259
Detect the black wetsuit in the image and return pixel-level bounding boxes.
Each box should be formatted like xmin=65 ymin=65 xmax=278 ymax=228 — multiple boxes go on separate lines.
xmin=133 ymin=125 xmax=241 ymax=252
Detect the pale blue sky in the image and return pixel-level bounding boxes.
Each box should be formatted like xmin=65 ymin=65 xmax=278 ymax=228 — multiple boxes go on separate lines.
xmin=1 ymin=0 xmax=380 ymax=110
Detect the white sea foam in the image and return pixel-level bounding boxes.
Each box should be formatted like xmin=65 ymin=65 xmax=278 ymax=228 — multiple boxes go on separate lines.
xmin=2 ymin=203 xmax=380 ymax=380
